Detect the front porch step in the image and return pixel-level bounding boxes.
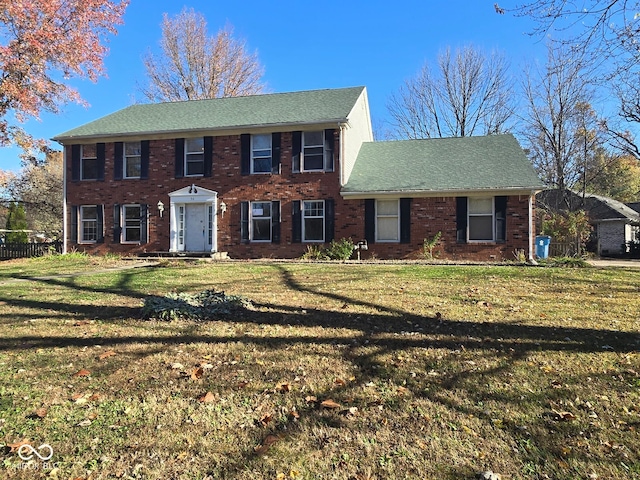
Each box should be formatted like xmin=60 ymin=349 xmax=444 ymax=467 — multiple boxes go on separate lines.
xmin=138 ymin=251 xmax=229 ymax=260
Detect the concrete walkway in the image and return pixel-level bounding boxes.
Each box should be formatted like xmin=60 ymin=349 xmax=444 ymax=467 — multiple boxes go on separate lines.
xmin=588 ymin=258 xmax=640 ymax=268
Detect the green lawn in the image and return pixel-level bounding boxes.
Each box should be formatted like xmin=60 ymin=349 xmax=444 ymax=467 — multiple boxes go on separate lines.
xmin=0 ymin=256 xmax=639 ymax=479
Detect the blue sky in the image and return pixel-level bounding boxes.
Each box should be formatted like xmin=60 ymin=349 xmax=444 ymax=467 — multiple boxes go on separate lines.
xmin=1 ymin=1 xmax=547 ymax=172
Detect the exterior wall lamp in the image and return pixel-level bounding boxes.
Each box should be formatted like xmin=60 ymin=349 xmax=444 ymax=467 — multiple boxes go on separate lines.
xmin=157 ymin=200 xmax=165 ymax=218
xmin=219 ymin=200 xmax=227 ymax=217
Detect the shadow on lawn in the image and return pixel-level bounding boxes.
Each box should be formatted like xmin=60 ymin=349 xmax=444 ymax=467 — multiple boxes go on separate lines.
xmin=1 ymin=264 xmax=639 ymax=478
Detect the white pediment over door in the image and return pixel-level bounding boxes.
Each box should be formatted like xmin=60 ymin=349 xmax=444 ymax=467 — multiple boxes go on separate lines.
xmin=168 ymin=184 xmax=218 ymax=203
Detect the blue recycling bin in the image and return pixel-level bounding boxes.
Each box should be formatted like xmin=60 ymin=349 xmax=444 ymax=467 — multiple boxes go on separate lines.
xmin=535 ymin=235 xmax=551 ymax=259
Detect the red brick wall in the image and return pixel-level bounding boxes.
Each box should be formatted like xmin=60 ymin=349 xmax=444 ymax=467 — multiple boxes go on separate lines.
xmin=65 ymin=133 xmax=534 ymax=261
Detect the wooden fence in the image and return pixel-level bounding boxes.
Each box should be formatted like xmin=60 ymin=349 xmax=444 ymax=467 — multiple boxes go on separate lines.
xmin=0 ymin=241 xmax=63 ymax=260
xmin=548 ymin=241 xmax=579 ymax=257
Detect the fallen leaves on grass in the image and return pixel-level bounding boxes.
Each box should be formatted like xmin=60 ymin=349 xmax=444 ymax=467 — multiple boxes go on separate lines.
xmin=275 ymin=382 xmax=291 ymax=393
xmin=198 ymin=392 xmax=216 ymax=403
xmin=190 ymin=367 xmax=204 ymax=380
xmin=27 ymin=407 xmax=48 ymax=419
xmin=73 ymin=368 xmax=91 ymax=377
xmin=98 ymin=350 xmax=116 ymax=360
xmin=259 ymin=413 xmax=273 ymax=427
xmin=254 ymin=434 xmax=280 ymax=455
xmin=551 ymin=410 xmax=576 ymax=421
xmin=6 ymin=439 xmax=30 ymax=453
xmin=320 ymin=399 xmax=341 ymax=409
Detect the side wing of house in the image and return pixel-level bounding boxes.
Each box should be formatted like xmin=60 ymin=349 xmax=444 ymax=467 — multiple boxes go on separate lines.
xmin=340 ymin=135 xmax=545 ymax=261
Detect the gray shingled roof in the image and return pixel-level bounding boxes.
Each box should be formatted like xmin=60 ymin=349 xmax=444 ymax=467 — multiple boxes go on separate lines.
xmin=54 ymin=86 xmax=365 ymax=142
xmin=342 ymin=134 xmax=544 ymax=195
xmin=538 ymin=189 xmax=640 ymax=223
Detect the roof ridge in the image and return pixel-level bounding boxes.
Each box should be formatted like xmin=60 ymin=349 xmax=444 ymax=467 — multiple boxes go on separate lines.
xmin=130 ymin=85 xmax=366 ymax=108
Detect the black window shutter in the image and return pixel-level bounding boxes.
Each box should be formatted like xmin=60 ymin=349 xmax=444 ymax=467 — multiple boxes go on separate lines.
xmin=324 ymin=129 xmax=335 ymax=172
xmin=325 ymin=199 xmax=335 ymax=243
xmin=175 ymin=139 xmax=185 ymax=178
xmin=204 ymin=136 xmax=213 ymax=177
xmin=114 ymin=142 xmax=123 ymax=180
xmin=240 ymin=201 xmax=249 ymax=243
xmin=140 ymin=141 xmax=150 ymax=179
xmin=97 ymin=143 xmax=105 ymax=181
xmin=400 ymin=198 xmax=412 ymax=244
xmin=113 ymin=204 xmax=121 ymax=243
xmin=364 ymin=199 xmax=375 ymax=243
xmin=495 ymin=195 xmax=507 ymax=243
xmin=70 ymin=206 xmax=78 ymax=243
xmin=456 ymin=197 xmax=468 ymax=243
xmin=71 ymin=145 xmax=81 ymax=181
xmin=271 ymin=200 xmax=281 ymax=243
xmin=97 ymin=205 xmax=104 ymax=243
xmin=271 ymin=133 xmax=281 ymax=174
xmin=292 ymin=200 xmax=302 ymax=243
xmin=240 ymin=134 xmax=250 ymax=175
xmin=292 ymin=131 xmax=302 ymax=173
xmin=140 ymin=204 xmax=148 ymax=243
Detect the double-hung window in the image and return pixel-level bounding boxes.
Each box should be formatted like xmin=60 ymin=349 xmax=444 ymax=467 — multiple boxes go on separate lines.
xmin=251 ymin=202 xmax=272 ymax=241
xmin=302 ymin=131 xmax=325 ymax=171
xmin=185 ymin=138 xmax=205 ymax=176
xmin=376 ymin=200 xmax=400 ymax=242
xmin=80 ymin=206 xmax=98 ymax=243
xmin=468 ymin=197 xmax=494 ymax=242
xmin=303 ymin=200 xmax=324 ymax=242
xmin=122 ymin=204 xmax=142 ymax=243
xmin=81 ymin=145 xmax=98 ymax=180
xmin=124 ymin=142 xmax=142 ymax=179
xmin=251 ymin=134 xmax=272 ymax=174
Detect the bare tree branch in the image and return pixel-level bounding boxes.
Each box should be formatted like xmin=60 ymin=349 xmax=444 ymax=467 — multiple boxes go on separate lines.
xmin=387 ymin=45 xmax=515 ymax=139
xmin=140 ymin=8 xmax=266 ymax=102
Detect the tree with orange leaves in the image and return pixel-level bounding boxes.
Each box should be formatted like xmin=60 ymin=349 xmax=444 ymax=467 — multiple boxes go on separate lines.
xmin=0 ymin=0 xmax=129 ymax=153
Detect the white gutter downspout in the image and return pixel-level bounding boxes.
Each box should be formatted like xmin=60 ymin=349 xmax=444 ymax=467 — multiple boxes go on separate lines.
xmin=528 ymin=192 xmax=535 ymax=263
xmin=62 ymin=145 xmax=68 ymax=254
xmin=339 ymin=123 xmax=345 ymax=186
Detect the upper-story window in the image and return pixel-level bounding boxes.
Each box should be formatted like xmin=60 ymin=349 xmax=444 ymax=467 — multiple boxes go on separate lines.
xmin=185 ymin=138 xmax=205 ymax=176
xmin=303 ymin=131 xmax=325 ymax=171
xmin=292 ymin=130 xmax=334 ymax=173
xmin=81 ymin=145 xmax=98 ymax=180
xmin=124 ymin=142 xmax=142 ymax=179
xmin=251 ymin=134 xmax=272 ymax=174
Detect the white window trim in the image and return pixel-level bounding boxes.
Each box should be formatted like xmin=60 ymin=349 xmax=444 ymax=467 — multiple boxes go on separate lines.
xmin=185 ymin=138 xmax=205 ymax=177
xmin=123 ymin=141 xmax=141 ymax=179
xmin=301 ymin=131 xmax=325 ymax=172
xmin=467 ymin=196 xmax=495 ymax=243
xmin=249 ymin=201 xmax=272 ymax=242
xmin=79 ymin=205 xmax=98 ymax=244
xmin=375 ymin=199 xmax=400 ymax=243
xmin=302 ymin=199 xmax=325 ymax=242
xmin=121 ymin=204 xmax=144 ymax=244
xmin=251 ymin=134 xmax=272 ymax=174
xmin=80 ymin=145 xmax=98 ymax=181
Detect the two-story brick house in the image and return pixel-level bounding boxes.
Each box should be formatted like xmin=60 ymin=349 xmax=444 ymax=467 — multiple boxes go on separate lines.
xmin=54 ymin=86 xmax=545 ymax=261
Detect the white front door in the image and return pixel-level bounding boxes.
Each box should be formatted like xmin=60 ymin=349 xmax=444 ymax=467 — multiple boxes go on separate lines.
xmin=168 ymin=185 xmax=218 ymax=253
xmin=185 ymin=203 xmax=206 ymax=252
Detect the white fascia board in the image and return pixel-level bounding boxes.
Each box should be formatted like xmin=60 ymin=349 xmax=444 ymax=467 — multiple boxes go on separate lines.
xmin=53 ymin=119 xmax=350 ymax=145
